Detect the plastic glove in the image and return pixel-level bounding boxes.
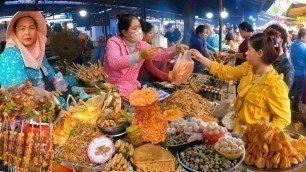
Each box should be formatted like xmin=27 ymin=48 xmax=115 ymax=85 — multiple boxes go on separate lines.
xmin=52 ymin=72 xmax=68 ymax=92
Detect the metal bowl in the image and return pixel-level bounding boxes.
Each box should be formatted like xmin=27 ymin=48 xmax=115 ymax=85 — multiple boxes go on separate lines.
xmin=97 ymin=122 xmax=128 ymax=135
xmin=177 ymin=142 xmax=245 ymax=172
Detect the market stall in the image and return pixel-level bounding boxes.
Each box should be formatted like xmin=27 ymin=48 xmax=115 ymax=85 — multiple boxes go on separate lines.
xmin=0 ymin=57 xmax=305 ymax=172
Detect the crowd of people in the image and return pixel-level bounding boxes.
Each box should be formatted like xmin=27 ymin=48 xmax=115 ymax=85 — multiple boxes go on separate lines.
xmin=0 ymin=11 xmax=305 ymax=133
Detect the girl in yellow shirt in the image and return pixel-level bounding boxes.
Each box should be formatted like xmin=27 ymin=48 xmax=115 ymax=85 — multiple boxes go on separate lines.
xmin=190 ymin=29 xmax=291 ymax=134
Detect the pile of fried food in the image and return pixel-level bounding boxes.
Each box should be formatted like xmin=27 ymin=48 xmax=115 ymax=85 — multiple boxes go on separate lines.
xmin=106 ymin=139 xmax=134 ymax=171
xmin=159 ymin=89 xmax=217 ymax=121
xmin=70 ymin=61 xmax=108 ymax=82
xmin=0 ymin=81 xmax=60 ymax=123
xmin=57 ymin=123 xmax=101 ymax=166
xmin=97 ymin=110 xmax=129 ymax=127
xmin=129 ymin=87 xmax=168 ymax=144
xmin=54 ymin=97 xmax=104 ymax=145
xmin=243 ymin=118 xmax=306 ymax=170
xmin=126 ymin=125 xmax=144 ymax=147
xmin=131 ymin=143 xmax=175 ymax=172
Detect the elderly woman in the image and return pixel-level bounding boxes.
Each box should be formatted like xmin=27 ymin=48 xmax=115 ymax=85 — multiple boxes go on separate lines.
xmin=104 ymin=14 xmax=188 ymax=98
xmin=0 ymin=11 xmax=69 ymax=91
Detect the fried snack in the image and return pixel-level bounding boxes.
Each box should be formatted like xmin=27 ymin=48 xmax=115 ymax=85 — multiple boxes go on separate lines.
xmin=159 ymin=88 xmax=213 ymax=117
xmin=54 ymin=99 xmax=103 ymax=145
xmin=97 ymin=110 xmax=129 ymax=127
xmin=163 ymin=109 xmax=184 ymax=121
xmin=195 ymin=114 xmax=219 ymax=123
xmin=129 ymin=86 xmax=157 ymax=107
xmin=114 ymin=140 xmax=134 ymax=158
xmin=131 ymin=143 xmax=175 ymax=172
xmin=129 ymin=87 xmax=168 ymax=144
xmin=57 ymin=123 xmax=101 ymax=165
xmin=106 ymin=153 xmax=130 ymax=171
xmin=243 ymin=118 xmax=305 ymax=170
xmin=126 ymin=125 xmax=143 ymax=147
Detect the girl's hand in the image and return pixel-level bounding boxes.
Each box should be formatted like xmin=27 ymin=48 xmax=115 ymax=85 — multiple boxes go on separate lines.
xmin=189 ymin=49 xmax=206 ymax=61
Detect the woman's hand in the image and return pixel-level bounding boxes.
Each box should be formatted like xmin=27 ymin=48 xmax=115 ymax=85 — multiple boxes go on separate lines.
xmin=189 ymin=49 xmax=206 ymax=62
xmin=139 ymin=46 xmax=158 ymax=60
xmin=176 ymin=44 xmax=189 ymax=54
xmin=189 ymin=49 xmax=212 ymax=68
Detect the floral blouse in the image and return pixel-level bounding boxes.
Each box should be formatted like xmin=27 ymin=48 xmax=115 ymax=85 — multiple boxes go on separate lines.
xmin=0 ymin=46 xmax=55 ymax=88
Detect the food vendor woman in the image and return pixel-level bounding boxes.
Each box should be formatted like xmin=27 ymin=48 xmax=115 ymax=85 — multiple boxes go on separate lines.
xmin=0 ymin=11 xmax=69 ymax=92
xmin=138 ymin=21 xmax=171 ymax=83
xmin=190 ymin=29 xmax=291 ymax=133
xmin=104 ymin=14 xmax=188 ymax=98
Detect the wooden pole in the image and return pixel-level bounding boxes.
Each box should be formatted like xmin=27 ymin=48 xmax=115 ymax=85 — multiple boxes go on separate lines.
xmin=35 ymin=0 xmax=39 ymax=11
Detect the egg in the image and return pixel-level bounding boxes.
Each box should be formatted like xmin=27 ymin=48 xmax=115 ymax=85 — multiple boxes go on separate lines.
xmin=213 ymin=130 xmax=220 ymax=135
xmin=215 ymin=142 xmax=221 ymax=149
xmin=209 ymin=131 xmax=214 ymax=135
xmin=221 ymin=142 xmax=228 ymax=148
xmin=218 ymin=127 xmax=224 ymax=133
xmin=223 ymin=147 xmax=231 ymax=154
xmin=239 ymin=145 xmax=245 ymax=150
xmin=188 ymin=127 xmax=194 ymax=132
xmin=220 ymin=147 xmax=226 ymax=152
xmin=183 ymin=126 xmax=189 ymax=132
xmin=199 ymin=123 xmax=205 ymax=132
xmin=191 ymin=117 xmax=197 ymax=122
xmin=230 ymin=149 xmax=236 ymax=154
xmin=236 ymin=147 xmax=243 ymax=153
xmin=232 ymin=144 xmax=238 ymax=149
xmin=206 ymin=125 xmax=213 ymax=131
xmin=218 ymin=137 xmax=227 ymax=142
xmin=227 ymin=140 xmax=233 ymax=146
xmin=193 ymin=125 xmax=200 ymax=132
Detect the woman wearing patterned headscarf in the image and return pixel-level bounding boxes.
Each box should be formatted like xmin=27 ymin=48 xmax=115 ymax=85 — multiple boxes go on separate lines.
xmin=0 ymin=11 xmax=69 ymax=91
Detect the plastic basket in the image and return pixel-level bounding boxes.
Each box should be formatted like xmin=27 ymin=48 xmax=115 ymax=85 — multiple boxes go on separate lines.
xmin=214 ymin=144 xmax=244 ymax=160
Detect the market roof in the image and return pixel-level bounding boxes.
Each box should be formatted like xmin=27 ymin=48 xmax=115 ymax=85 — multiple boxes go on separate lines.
xmin=0 ymin=0 xmax=275 ymax=25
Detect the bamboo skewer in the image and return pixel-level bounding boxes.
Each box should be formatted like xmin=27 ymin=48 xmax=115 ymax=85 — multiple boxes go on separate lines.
xmin=101 ymin=89 xmax=112 ymax=112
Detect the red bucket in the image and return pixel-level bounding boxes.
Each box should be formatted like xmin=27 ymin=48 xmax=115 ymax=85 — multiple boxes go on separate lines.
xmin=203 ymin=131 xmax=226 ymax=145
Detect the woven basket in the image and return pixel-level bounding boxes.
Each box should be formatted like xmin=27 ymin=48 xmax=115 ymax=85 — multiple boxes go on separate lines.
xmin=214 ymin=144 xmax=244 ymax=160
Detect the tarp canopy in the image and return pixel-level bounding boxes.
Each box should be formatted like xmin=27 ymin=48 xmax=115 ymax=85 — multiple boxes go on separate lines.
xmin=287 ymin=0 xmax=306 ymax=18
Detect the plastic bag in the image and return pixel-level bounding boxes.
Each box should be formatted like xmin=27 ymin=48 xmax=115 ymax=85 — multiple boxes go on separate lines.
xmin=52 ymin=72 xmax=68 ymax=92
xmin=171 ymin=51 xmax=194 ymax=85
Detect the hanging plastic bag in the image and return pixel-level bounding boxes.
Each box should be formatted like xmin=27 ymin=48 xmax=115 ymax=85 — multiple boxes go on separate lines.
xmin=171 ymin=51 xmax=194 ymax=85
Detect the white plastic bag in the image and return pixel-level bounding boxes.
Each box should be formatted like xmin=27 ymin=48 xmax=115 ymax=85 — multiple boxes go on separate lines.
xmin=171 ymin=51 xmax=194 ymax=85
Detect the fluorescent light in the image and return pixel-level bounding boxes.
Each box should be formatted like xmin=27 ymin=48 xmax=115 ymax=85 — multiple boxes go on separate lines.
xmin=206 ymin=12 xmax=213 ymax=19
xmin=79 ymin=10 xmax=87 ymax=17
xmin=46 ymin=18 xmax=73 ymax=23
xmin=195 ymin=16 xmax=199 ymax=19
xmin=249 ymin=16 xmax=253 ymax=19
xmin=221 ymin=11 xmax=228 ymax=18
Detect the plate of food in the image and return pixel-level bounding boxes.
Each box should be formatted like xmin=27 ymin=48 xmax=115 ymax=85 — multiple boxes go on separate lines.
xmin=1 ymin=82 xmax=61 ymax=125
xmin=242 ymin=119 xmax=306 ymax=171
xmin=177 ymin=143 xmax=245 ymax=172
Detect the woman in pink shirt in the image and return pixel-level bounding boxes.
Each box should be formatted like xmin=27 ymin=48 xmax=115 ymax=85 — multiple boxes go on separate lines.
xmin=138 ymin=21 xmax=171 ymax=82
xmin=104 ymin=14 xmax=188 ymax=98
